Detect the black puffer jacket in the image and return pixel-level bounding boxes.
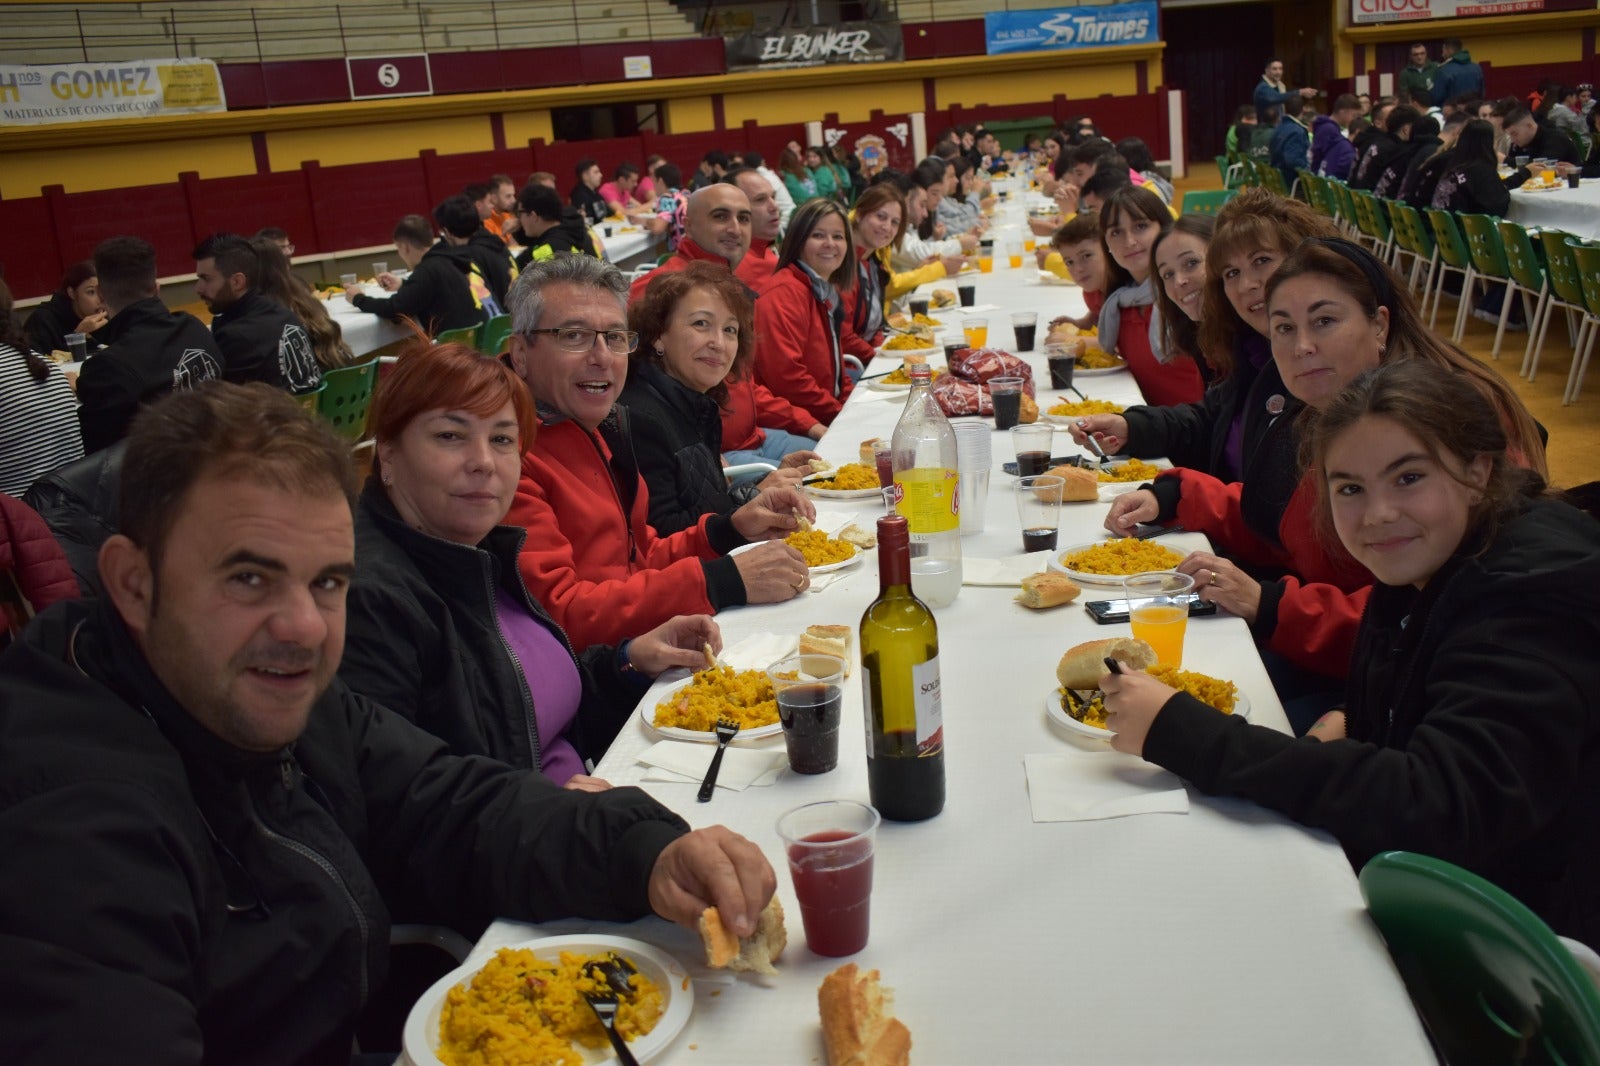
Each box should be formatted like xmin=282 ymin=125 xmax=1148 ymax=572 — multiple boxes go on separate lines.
xmin=515 ymin=209 xmax=598 ymax=270
xmin=351 ymin=242 xmax=484 ymax=336
xmin=21 ymin=439 xmax=124 ymax=597
xmin=0 ymin=597 xmax=689 ymax=1063
xmin=208 ymin=288 xmax=322 ymax=394
xmin=75 ymin=298 xmax=222 ymax=453
xmin=464 ymin=227 xmax=516 ymax=310
xmin=1143 ymin=499 xmax=1600 ymax=942
xmin=621 ymin=362 xmax=754 ymax=536
xmin=342 ymin=481 xmax=646 ymax=770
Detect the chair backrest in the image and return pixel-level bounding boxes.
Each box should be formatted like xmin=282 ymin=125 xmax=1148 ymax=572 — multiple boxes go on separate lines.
xmin=1360 ymin=850 xmax=1600 ymax=1065
xmin=1458 ymin=212 xmax=1511 ymax=277
xmin=1180 ymin=189 xmax=1236 ymax=216
xmin=295 ymin=380 xmax=327 ymax=415
xmin=1570 ymin=241 xmax=1600 ymax=318
xmin=1496 ymin=220 xmax=1547 ymax=292
xmin=1388 ymin=201 xmax=1434 ymax=258
xmin=1352 ymin=190 xmax=1392 ymax=241
xmin=1541 ymin=232 xmax=1589 ymax=306
xmin=478 ymin=313 xmax=514 ymax=356
xmin=1331 ymin=180 xmax=1359 ymax=225
xmin=315 ymin=357 xmax=380 ymax=443
xmin=434 ymin=324 xmax=481 ymax=348
xmin=1427 ymin=209 xmax=1473 ymax=269
xmin=1259 ymin=165 xmax=1290 ymax=197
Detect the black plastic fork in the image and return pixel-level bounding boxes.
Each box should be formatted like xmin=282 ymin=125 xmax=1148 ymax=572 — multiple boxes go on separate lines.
xmin=697 ymin=716 xmax=740 ymax=801
xmin=582 ymin=987 xmax=641 ymax=1066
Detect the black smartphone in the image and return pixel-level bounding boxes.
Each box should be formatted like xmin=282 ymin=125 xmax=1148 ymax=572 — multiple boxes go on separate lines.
xmin=1085 ymin=593 xmax=1217 ymax=625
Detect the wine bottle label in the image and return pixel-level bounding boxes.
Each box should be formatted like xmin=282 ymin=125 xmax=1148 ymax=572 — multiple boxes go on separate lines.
xmin=893 ymin=467 xmax=960 ymax=534
xmin=912 ymin=654 xmax=943 ymax=755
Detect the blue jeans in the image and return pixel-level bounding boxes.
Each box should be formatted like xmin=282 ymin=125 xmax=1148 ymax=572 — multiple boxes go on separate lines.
xmin=725 ymin=429 xmax=815 ymax=486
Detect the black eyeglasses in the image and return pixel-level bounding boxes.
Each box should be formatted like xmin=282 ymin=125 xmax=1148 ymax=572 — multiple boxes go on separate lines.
xmin=524 ymin=327 xmax=639 ymax=354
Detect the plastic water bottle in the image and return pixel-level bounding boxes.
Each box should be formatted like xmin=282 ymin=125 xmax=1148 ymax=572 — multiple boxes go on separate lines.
xmin=890 ymin=364 xmax=962 ymax=607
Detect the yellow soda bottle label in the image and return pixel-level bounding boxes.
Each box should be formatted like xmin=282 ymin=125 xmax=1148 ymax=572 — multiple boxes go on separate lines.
xmin=893 ymin=467 xmax=960 ymax=533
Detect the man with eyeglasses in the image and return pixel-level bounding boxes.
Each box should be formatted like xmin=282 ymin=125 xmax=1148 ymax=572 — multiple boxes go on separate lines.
xmin=506 ymin=255 xmax=814 ymax=649
xmin=627 ymin=184 xmax=753 ymax=302
xmin=1397 ymin=43 xmax=1437 ymax=106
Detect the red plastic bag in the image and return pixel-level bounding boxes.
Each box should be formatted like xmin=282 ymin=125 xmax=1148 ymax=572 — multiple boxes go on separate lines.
xmin=948 ymin=347 xmax=1035 ymax=397
xmin=931 ymin=375 xmax=990 ymax=417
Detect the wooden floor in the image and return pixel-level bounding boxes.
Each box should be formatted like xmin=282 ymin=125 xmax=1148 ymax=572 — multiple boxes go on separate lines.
xmin=1174 ymin=165 xmax=1599 ymax=489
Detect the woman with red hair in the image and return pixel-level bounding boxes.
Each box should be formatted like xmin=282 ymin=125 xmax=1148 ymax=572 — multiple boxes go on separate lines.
xmin=340 ymin=339 xmax=719 ymax=788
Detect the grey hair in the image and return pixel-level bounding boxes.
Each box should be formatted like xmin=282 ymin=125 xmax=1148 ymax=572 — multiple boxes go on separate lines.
xmin=506 ymin=254 xmax=628 ymax=335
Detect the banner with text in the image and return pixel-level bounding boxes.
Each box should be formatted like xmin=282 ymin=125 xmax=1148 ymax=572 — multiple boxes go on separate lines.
xmin=0 ymin=58 xmax=225 ymax=126
xmin=985 ymin=2 xmax=1158 ymax=56
xmin=725 ymin=22 xmax=903 ymax=71
xmin=1351 ymin=0 xmax=1592 ymax=22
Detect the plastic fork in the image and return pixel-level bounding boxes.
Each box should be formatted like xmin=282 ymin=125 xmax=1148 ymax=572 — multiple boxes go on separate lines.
xmin=582 ymin=987 xmax=641 ymax=1066
xmin=697 ymin=717 xmax=740 ymax=801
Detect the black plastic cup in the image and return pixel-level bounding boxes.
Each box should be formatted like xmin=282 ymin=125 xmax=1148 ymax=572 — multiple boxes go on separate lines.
xmin=958 ymin=283 xmax=976 ymax=307
xmin=909 ymin=296 xmax=930 ymax=318
xmin=1569 ymin=173 xmax=1583 ymax=189
xmin=1046 ymin=345 xmax=1076 ymax=390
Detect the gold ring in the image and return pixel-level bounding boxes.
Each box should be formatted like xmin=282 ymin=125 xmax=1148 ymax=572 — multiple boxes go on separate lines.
xmin=792 ymin=579 xmax=806 ymax=591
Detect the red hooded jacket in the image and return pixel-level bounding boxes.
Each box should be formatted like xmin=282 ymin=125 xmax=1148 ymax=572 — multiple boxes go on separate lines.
xmin=753 ymin=264 xmax=854 ymax=425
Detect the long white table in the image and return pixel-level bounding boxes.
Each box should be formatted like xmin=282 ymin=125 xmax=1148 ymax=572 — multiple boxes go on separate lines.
xmin=1508 ymin=177 xmax=1600 ymax=240
xmin=453 ymin=194 xmax=1434 ymax=1065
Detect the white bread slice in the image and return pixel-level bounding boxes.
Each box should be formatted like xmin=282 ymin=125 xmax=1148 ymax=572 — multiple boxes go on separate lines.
xmin=1055 ymin=636 xmax=1156 ymax=690
xmin=801 ymin=624 xmax=854 ymax=677
xmin=699 ymin=897 xmax=787 ymax=977
xmin=1015 ymin=571 xmax=1081 ymax=610
xmin=819 ymin=963 xmax=912 ymax=1066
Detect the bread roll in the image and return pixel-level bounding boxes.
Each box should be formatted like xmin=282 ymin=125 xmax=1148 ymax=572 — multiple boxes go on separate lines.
xmin=1018 ymin=393 xmax=1039 ymax=424
xmin=800 ymin=624 xmax=854 ymax=676
xmin=931 ymin=288 xmax=956 ymax=309
xmin=700 ymin=897 xmax=787 ymax=977
xmin=819 ymin=963 xmax=912 ymax=1066
xmin=1015 ymin=572 xmax=1081 ymax=610
xmin=1044 ymin=463 xmax=1100 ymax=502
xmin=860 ymin=438 xmax=883 ymax=465
xmin=1056 ymin=637 xmax=1156 ymax=690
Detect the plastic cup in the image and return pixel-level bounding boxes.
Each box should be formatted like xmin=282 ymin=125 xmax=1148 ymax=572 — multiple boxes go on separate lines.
xmin=871 ymin=439 xmax=894 ymax=488
xmin=958 ymin=282 xmax=976 ymax=307
xmin=372 ymin=261 xmax=388 ymax=278
xmin=1515 ymin=154 xmax=1530 ymax=168
xmin=1045 ymin=343 xmax=1076 ymax=390
xmin=943 ymin=340 xmax=965 ymax=362
xmin=1011 ymin=311 xmax=1038 ymax=352
xmin=963 ymin=317 xmax=989 ymax=349
xmin=768 ymin=654 xmax=844 ymax=775
xmin=1124 ymin=571 xmax=1196 ymax=667
xmin=1011 ymin=423 xmax=1054 ymax=477
xmin=958 ymin=465 xmax=989 ymax=534
xmin=64 ymin=332 xmax=88 ymax=361
xmin=1541 ymin=169 xmax=1557 ymax=185
xmin=777 ymin=800 xmax=879 ymax=956
xmin=339 ymin=272 xmax=359 ymax=288
xmin=978 ymin=254 xmax=994 ymax=274
xmin=1016 ymin=474 xmax=1065 ymax=553
xmin=909 ymin=296 xmax=930 ymax=319
xmin=989 ymin=375 xmax=1023 ymax=430
xmin=1569 ymin=173 xmax=1583 ymax=189
xmin=1024 ymin=237 xmax=1037 ymax=252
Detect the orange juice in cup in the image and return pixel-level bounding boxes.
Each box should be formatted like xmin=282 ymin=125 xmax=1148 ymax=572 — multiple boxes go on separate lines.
xmin=1024 ymin=237 xmax=1037 ymax=252
xmin=978 ymin=255 xmax=994 ymax=273
xmin=1541 ymin=168 xmax=1557 ymax=185
xmin=1124 ymin=572 xmax=1195 ymax=667
xmin=963 ymin=318 xmax=989 ymax=348
xmin=1008 ymin=250 xmax=1023 ymax=269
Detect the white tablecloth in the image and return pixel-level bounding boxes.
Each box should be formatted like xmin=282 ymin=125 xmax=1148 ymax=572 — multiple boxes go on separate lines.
xmin=323 ymin=289 xmax=414 ymax=357
xmin=1507 ymin=178 xmax=1600 ymax=240
xmin=460 ymin=196 xmax=1434 ymax=1065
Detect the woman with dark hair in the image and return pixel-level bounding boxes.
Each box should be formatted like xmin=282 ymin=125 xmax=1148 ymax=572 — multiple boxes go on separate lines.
xmin=779 ymin=146 xmax=818 ymax=204
xmin=845 ymin=183 xmax=902 ymax=351
xmin=0 ymin=274 xmax=82 ymax=496
xmin=1102 ymin=359 xmax=1600 ymax=944
xmin=341 ymin=338 xmax=719 ymax=786
xmin=24 ymin=261 xmax=106 ymax=356
xmin=935 ymin=155 xmax=985 ymax=237
xmin=805 ymin=144 xmax=850 ymax=204
xmin=1150 ymin=214 xmax=1215 ymax=366
xmin=1430 ymin=118 xmax=1509 ymax=216
xmin=249 ymin=237 xmax=354 ymax=371
xmin=622 ymin=262 xmax=811 ymax=535
xmin=1096 ymin=184 xmax=1205 ymax=407
xmin=753 ymin=198 xmax=861 ymax=424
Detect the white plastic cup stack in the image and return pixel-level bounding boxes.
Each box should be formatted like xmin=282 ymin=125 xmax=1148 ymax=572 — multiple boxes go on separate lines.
xmin=951 ymin=419 xmax=992 ymax=535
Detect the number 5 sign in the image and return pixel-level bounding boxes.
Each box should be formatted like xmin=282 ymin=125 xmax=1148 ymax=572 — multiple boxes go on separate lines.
xmin=346 ymin=55 xmax=432 ymax=100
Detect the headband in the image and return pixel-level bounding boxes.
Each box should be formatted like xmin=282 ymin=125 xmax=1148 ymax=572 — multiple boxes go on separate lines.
xmin=1306 ymin=236 xmax=1398 ymax=316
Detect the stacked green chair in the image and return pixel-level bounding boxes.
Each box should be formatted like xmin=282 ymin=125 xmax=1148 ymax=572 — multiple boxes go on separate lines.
xmin=1530 ymin=231 xmax=1595 ymax=383
xmin=1299 ymin=171 xmax=1338 ymax=222
xmin=1457 ymin=213 xmax=1522 ymax=359
xmin=1424 ymin=209 xmax=1478 ymax=340
xmin=478 ymin=313 xmax=513 ymax=356
xmin=1564 ymin=240 xmax=1600 ymax=404
xmin=315 ymin=357 xmax=381 ymax=445
xmin=1350 ymin=190 xmax=1395 ymax=263
xmin=1360 ymin=850 xmax=1600 ymax=1066
xmin=1327 ymin=180 xmax=1360 ymax=240
xmin=1386 ymin=200 xmax=1437 ymax=300
xmin=435 ymin=323 xmax=482 ymax=349
xmin=1258 ymin=164 xmax=1291 ymax=198
xmin=1180 ymin=189 xmax=1236 ymax=216
xmin=1495 ymin=220 xmax=1550 ymax=377
xmin=1216 ymin=155 xmax=1245 ymax=190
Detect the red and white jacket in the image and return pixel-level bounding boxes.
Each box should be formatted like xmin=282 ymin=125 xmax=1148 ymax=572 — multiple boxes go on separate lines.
xmin=753 ymin=264 xmax=855 ymax=425
xmin=719 ymin=374 xmax=819 ymax=452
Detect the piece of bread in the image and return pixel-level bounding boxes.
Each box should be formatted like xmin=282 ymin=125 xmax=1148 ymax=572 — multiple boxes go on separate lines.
xmin=836 ymin=522 xmax=877 ymax=550
xmin=860 ymin=438 xmax=883 ymax=465
xmin=819 ymin=963 xmax=912 ymax=1066
xmin=801 ymin=624 xmax=854 ymax=676
xmin=930 ymin=288 xmax=956 ymax=308
xmin=1015 ymin=571 xmax=1081 ymax=610
xmin=809 ymin=457 xmax=832 ymax=474
xmin=699 ymin=897 xmax=787 ymax=977
xmin=1056 ymin=637 xmax=1157 ymax=691
xmin=886 ymin=311 xmax=910 ymax=330
xmin=1018 ymin=393 xmax=1039 ymax=424
xmin=1044 ymin=463 xmax=1100 ymax=502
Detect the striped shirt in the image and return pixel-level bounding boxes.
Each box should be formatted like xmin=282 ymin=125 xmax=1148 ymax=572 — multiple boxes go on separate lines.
xmin=0 ymin=344 xmax=83 ymax=498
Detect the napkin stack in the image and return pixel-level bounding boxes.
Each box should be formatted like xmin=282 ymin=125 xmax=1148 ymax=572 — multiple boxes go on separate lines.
xmin=961 ymin=552 xmax=1055 ymax=587
xmin=1023 ymin=751 xmax=1189 ymax=822
xmin=638 ymin=743 xmax=789 ymax=791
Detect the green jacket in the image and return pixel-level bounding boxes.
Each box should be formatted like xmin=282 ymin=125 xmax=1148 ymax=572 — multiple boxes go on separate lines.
xmin=1397 ymin=61 xmax=1437 ymax=104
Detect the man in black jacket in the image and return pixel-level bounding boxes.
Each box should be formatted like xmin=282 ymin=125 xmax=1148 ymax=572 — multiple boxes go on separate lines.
xmin=571 ymin=156 xmax=609 ymax=224
xmin=193 ymin=232 xmax=322 ymax=394
xmin=434 ymin=193 xmax=516 ymax=312
xmin=0 ymin=382 xmax=774 ymax=1062
xmin=1502 ymin=104 xmax=1583 ymax=181
xmin=346 ymin=213 xmax=485 ymax=336
xmin=514 ymin=182 xmax=598 ymax=270
xmin=76 ymin=235 xmax=222 ymax=454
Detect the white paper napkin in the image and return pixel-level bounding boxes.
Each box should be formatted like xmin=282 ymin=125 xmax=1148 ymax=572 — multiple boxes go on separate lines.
xmin=939 ymin=302 xmax=1002 ymax=315
xmin=962 ymin=552 xmax=1054 ymax=586
xmin=1023 ymin=751 xmax=1189 ymax=822
xmin=717 ymin=632 xmax=797 ymax=672
xmin=637 ymin=742 xmax=789 ymax=791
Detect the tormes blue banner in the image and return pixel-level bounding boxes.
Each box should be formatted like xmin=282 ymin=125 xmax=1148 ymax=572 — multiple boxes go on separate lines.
xmin=984 ymin=1 xmax=1158 ymax=56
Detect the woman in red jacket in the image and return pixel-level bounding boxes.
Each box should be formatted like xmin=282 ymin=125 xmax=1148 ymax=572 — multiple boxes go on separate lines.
xmin=1096 ymin=184 xmax=1206 ymax=408
xmin=845 ymin=183 xmax=906 ymax=353
xmin=753 ymin=198 xmax=860 ymax=425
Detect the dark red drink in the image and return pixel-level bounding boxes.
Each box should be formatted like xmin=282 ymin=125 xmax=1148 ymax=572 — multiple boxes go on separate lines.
xmin=874 ymin=450 xmax=894 ymax=488
xmin=957 ymin=283 xmax=976 ymax=307
xmin=1015 ymin=450 xmax=1051 ymax=477
xmin=788 ymin=829 xmax=874 ymax=956
xmin=992 ymin=389 xmax=1022 ymax=430
xmin=1022 ymin=527 xmax=1058 ymax=552
xmin=1013 ymin=322 xmax=1037 ymax=352
xmin=777 ymin=683 xmax=841 ymax=774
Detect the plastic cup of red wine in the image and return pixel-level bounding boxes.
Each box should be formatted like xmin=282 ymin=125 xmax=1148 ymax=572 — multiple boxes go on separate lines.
xmin=870 ymin=439 xmax=894 ymax=488
xmin=1010 ymin=423 xmax=1054 ymax=478
xmin=1044 ymin=342 xmax=1076 ymax=390
xmin=957 ymin=282 xmax=976 ymax=307
xmin=1011 ymin=311 xmax=1038 ymax=352
xmin=989 ymin=376 xmax=1024 ymax=430
xmin=776 ymin=799 xmax=879 ymax=956
xmin=909 ymin=296 xmax=930 ymax=318
xmin=1016 ymin=474 xmax=1065 ymax=553
xmin=768 ymin=653 xmax=845 ymax=775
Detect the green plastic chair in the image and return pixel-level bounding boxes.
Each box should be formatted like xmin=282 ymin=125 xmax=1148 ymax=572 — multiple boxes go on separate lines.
xmin=315 ymin=357 xmax=380 ymax=444
xmin=478 ymin=313 xmax=513 ymax=356
xmin=435 ymin=323 xmax=482 ymax=349
xmin=1351 ymin=190 xmax=1395 ymax=263
xmin=1180 ymin=189 xmax=1236 ymax=216
xmin=1216 ymin=154 xmax=1244 ymax=190
xmin=1258 ymin=164 xmax=1291 ymax=198
xmin=1328 ymin=180 xmax=1361 ymax=239
xmin=1532 ymin=231 xmax=1595 ymax=384
xmin=1234 ymin=157 xmax=1260 ymax=188
xmin=1458 ymin=213 xmax=1520 ymax=359
xmin=295 ymin=380 xmax=327 ymax=416
xmin=1360 ymin=851 xmax=1600 ymax=1066
xmin=1300 ymin=172 xmax=1338 ymax=221
xmin=1425 ymin=209 xmax=1478 ymax=340
xmin=1496 ymin=220 xmax=1550 ymax=377
xmin=1563 ymin=241 xmax=1600 ymax=404
xmin=1387 ymin=201 xmax=1438 ymax=302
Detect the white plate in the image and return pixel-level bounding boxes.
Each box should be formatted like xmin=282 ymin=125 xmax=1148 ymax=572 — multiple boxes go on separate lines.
xmin=867 ymin=378 xmax=915 ymax=392
xmin=1032 ymin=271 xmax=1078 ymax=287
xmin=1047 ymin=542 xmax=1192 ymax=585
xmin=1074 ymin=362 xmax=1128 ymax=377
xmin=404 ymin=934 xmax=693 ymax=1065
xmin=1044 ymin=686 xmax=1249 ymax=741
xmin=875 ymin=345 xmax=940 ymax=360
xmin=640 ymin=674 xmax=783 ymax=743
xmin=809 ymin=547 xmax=862 ymax=574
xmin=804 ymin=484 xmax=886 ymax=500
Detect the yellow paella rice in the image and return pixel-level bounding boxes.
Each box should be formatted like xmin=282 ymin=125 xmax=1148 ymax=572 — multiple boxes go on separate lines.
xmin=1059 ymin=687 xmax=1111 ymax=729
xmin=1059 ymin=538 xmax=1186 ymax=576
xmin=1076 ymin=347 xmax=1122 ymax=369
xmin=879 ymin=364 xmax=946 ymax=385
xmin=912 ymin=312 xmax=943 ymax=327
xmin=811 ymin=462 xmax=879 ymax=490
xmin=437 ymin=947 xmax=664 ymax=1066
xmin=655 ymin=665 xmax=779 ymax=731
xmin=1097 ymin=459 xmax=1164 ymax=483
xmin=1046 ymin=398 xmax=1125 ymax=417
xmin=785 ymin=529 xmax=857 ymax=567
xmin=883 ymin=331 xmax=935 ymax=351
xmin=1149 ymin=665 xmax=1238 ymax=714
